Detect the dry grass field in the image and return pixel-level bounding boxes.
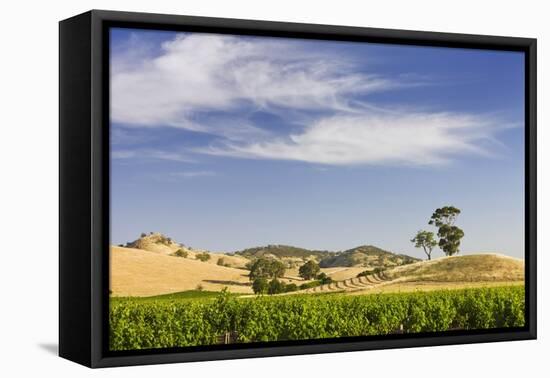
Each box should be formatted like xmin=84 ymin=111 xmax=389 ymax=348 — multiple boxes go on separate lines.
xmin=111 ymin=246 xmax=303 ymax=296
xmin=348 ymin=280 xmax=524 ymax=295
xmin=110 ymin=246 xmax=253 ymax=296
xmin=111 ymin=232 xmax=524 ymax=298
xmin=124 ymin=232 xmax=250 ymax=268
xmin=384 ymin=253 xmax=524 ymax=282
xmin=320 ymin=267 xmax=371 ymax=281
xmin=283 ymin=253 xmax=524 ymax=296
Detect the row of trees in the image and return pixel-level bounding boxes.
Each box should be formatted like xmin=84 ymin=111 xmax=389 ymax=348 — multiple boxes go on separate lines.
xmin=411 ymin=206 xmax=465 ymax=260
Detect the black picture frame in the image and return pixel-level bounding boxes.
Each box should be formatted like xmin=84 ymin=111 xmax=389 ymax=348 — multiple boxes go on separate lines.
xmin=59 ymin=9 xmax=537 ymax=368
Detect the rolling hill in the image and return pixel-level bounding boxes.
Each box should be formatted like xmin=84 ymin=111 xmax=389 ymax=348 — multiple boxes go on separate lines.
xmin=233 ymin=244 xmax=329 ymax=260
xmin=123 ymin=233 xmax=418 ymax=270
xmin=318 ymin=245 xmax=420 ymax=268
xmin=383 ymin=253 xmax=524 ymax=282
xmin=291 ymin=253 xmax=524 ymax=296
xmin=112 ymin=233 xmax=523 ymax=297
xmin=122 ymin=232 xmax=249 ymax=269
xmin=110 ymin=246 xmax=254 ymax=296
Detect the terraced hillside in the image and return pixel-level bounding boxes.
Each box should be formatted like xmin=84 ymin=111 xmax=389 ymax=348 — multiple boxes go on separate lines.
xmin=301 ymin=272 xmax=392 ymax=294
xmin=290 ymin=254 xmax=524 ymax=295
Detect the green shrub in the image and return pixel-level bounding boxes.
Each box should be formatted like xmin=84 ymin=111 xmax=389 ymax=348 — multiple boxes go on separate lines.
xmin=268 ymin=279 xmax=287 ymax=295
xmin=317 ymin=272 xmax=333 ymax=284
xmin=252 ymin=278 xmax=269 ymax=294
xmin=357 ymin=267 xmax=385 ymax=278
xmin=285 ymin=283 xmax=298 ymax=292
xmin=196 ymin=253 xmax=211 ymax=262
xmin=173 ymin=249 xmax=188 ymax=258
xmin=299 ymin=281 xmax=322 ymax=290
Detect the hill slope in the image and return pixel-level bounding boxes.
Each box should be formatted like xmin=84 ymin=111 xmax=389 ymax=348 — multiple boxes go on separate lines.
xmin=319 ymin=245 xmax=420 ymax=268
xmin=123 ymin=233 xmax=250 ymax=269
xmin=289 ymin=254 xmax=525 ymax=296
xmin=110 ymin=246 xmax=253 ymax=296
xmin=125 ymin=232 xmax=182 ymax=254
xmin=123 ymin=233 xmax=418 ymax=271
xmin=384 ymin=253 xmax=524 ymax=282
xmin=111 ymin=246 xmax=305 ymax=296
xmin=234 ymin=245 xmax=329 ymax=260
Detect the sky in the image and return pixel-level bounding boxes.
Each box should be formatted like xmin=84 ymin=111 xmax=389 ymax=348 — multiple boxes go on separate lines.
xmin=110 ymin=27 xmax=525 ymax=259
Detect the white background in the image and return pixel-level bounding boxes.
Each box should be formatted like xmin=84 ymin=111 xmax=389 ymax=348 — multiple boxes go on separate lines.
xmin=0 ymin=0 xmax=546 ymax=376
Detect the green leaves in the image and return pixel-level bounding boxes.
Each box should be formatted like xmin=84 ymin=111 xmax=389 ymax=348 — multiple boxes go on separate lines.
xmin=429 ymin=206 xmax=461 ymax=227
xmin=437 ymin=225 xmax=465 ymax=256
xmin=172 ymin=249 xmax=188 ymax=258
xmin=411 ymin=230 xmax=438 ymax=260
xmin=110 ymin=286 xmax=525 ymax=350
xmin=298 ymin=260 xmax=321 ymax=280
xmin=248 ymin=258 xmax=286 ymax=281
xmin=427 ymin=206 xmax=465 ymax=256
xmin=195 ymin=252 xmax=211 ymax=262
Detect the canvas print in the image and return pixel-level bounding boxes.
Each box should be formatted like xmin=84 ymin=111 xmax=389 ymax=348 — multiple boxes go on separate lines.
xmin=109 ymin=28 xmax=526 ymax=352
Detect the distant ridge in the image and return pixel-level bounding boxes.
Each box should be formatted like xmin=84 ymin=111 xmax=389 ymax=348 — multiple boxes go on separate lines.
xmin=120 ymin=233 xmax=419 ymax=270
xmin=234 ymin=243 xmax=419 ymax=270
xmin=233 ymin=244 xmax=330 ymax=260
xmin=318 ymin=245 xmax=420 ymax=268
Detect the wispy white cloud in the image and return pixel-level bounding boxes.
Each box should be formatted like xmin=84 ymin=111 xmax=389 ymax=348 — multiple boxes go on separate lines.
xmin=198 ymin=111 xmax=508 ymax=166
xmin=112 ymin=33 xmax=514 ymax=167
xmin=111 ymin=149 xmax=194 ymax=163
xmin=111 ymin=33 xmax=400 ymax=140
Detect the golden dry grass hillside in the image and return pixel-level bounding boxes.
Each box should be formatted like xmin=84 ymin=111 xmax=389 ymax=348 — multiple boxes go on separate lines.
xmin=323 ymin=267 xmax=371 ymax=281
xmin=286 ymin=253 xmax=524 ymax=296
xmin=111 ymin=232 xmax=525 ymax=298
xmin=124 ymin=233 xmax=250 ymax=269
xmin=110 ymin=246 xmax=306 ymax=296
xmin=110 ymin=246 xmax=253 ymax=296
xmin=384 ymin=253 xmax=524 ymax=282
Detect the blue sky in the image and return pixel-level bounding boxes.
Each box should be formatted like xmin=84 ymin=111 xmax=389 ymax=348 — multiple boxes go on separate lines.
xmin=110 ymin=28 xmax=525 ymax=259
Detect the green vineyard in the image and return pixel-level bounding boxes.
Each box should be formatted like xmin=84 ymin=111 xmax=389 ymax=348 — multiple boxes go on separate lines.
xmin=110 ymin=286 xmax=525 ymax=351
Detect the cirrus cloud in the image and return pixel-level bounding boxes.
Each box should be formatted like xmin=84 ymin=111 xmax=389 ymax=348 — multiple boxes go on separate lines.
xmin=111 ymin=33 xmax=401 ymax=139
xmin=111 ymin=31 xmax=515 ymax=167
xmin=197 ymin=111 xmax=507 ymax=166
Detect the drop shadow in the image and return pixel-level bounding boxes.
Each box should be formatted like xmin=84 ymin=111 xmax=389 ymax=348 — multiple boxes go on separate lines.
xmin=203 ymin=279 xmax=251 ymax=287
xmin=38 ymin=343 xmax=58 ymax=355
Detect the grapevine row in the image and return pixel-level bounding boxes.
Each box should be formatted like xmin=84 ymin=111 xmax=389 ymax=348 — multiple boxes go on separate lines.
xmin=110 ymin=286 xmax=524 ymax=350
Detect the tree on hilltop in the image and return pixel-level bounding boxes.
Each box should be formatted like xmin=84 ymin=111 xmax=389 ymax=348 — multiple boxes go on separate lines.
xmin=429 ymin=206 xmax=461 ymax=227
xmin=437 ymin=225 xmax=465 ymax=256
xmin=429 ymin=206 xmax=465 ymax=256
xmin=411 ymin=230 xmax=437 ymax=260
